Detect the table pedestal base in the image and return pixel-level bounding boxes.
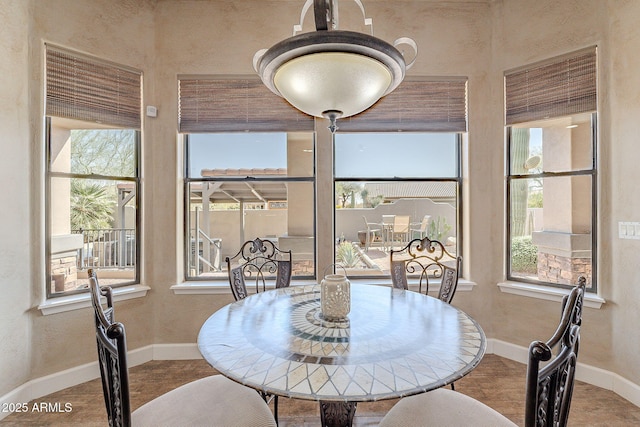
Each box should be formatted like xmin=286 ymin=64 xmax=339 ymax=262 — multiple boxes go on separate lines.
xmin=320 ymin=401 xmax=357 ymax=427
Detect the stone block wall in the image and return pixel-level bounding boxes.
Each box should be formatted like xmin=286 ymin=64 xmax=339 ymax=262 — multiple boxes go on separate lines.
xmin=50 ymin=255 xmax=78 ymax=293
xmin=537 ymin=252 xmax=591 ymax=286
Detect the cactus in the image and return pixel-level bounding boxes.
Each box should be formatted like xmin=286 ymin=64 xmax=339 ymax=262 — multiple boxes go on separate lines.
xmin=427 ymin=216 xmax=452 ymax=242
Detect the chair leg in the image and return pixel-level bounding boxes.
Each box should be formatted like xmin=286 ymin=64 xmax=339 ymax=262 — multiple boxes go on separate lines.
xmin=260 ymin=391 xmax=279 ymax=425
xmin=274 ymin=395 xmax=279 ymax=426
xmin=450 ymin=382 xmax=455 ymax=390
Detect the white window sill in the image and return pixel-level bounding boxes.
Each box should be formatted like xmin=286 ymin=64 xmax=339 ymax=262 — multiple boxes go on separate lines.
xmin=38 ymin=284 xmax=150 ymax=315
xmin=171 ymin=278 xmax=476 ymax=294
xmin=498 ymin=281 xmax=605 ymax=309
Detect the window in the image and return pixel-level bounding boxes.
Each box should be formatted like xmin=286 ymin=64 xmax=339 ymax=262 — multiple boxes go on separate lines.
xmin=45 ymin=45 xmax=142 ymax=297
xmin=505 ymin=48 xmax=597 ymax=290
xmin=334 ymin=133 xmax=462 ymax=277
xmin=178 ymin=77 xmax=316 ymax=281
xmin=184 ymin=132 xmax=315 ymax=280
xmin=332 ymin=78 xmax=467 ymax=278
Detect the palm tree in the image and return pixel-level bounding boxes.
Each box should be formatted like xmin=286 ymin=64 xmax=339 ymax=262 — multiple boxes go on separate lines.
xmin=70 ymin=180 xmax=114 ymax=231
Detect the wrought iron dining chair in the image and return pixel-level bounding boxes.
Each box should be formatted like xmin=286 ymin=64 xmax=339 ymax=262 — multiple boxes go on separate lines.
xmin=379 ymin=276 xmax=586 ymax=427
xmin=362 ymin=215 xmax=381 ymax=251
xmin=226 ymin=237 xmax=292 ymax=301
xmin=390 ymin=236 xmax=462 ymax=390
xmin=88 ymin=269 xmax=277 ymax=427
xmin=389 ymin=236 xmax=462 ymax=304
xmin=224 ymin=237 xmax=291 ymax=420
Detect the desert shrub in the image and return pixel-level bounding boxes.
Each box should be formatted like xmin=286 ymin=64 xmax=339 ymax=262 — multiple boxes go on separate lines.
xmin=511 ymin=236 xmax=538 ymax=274
xmin=528 ymin=191 xmax=543 ymax=208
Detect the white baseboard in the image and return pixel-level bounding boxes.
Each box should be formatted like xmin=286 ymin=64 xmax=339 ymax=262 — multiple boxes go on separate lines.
xmin=2 ymin=341 xmax=639 ymax=421
xmin=0 ymin=344 xmax=198 ymax=421
xmin=489 ymin=338 xmax=640 ymax=408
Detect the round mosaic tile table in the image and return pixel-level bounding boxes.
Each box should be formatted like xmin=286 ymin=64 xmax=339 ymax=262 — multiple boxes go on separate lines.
xmin=198 ymin=284 xmax=486 ymax=427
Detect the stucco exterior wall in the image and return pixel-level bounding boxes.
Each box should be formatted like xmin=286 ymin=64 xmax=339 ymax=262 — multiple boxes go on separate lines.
xmin=1 ymin=0 xmax=640 ymax=401
xmin=335 ymin=199 xmax=457 ymax=243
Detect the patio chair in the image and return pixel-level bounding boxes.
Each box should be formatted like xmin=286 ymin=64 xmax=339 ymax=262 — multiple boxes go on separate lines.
xmin=410 ymin=215 xmax=431 ymax=240
xmin=379 ymin=276 xmax=586 ymax=427
xmin=389 ymin=215 xmax=411 ymax=247
xmin=381 ymin=214 xmax=396 ymax=250
xmin=389 ymin=236 xmax=462 ymax=304
xmin=362 ymin=215 xmax=381 ymax=251
xmin=226 ymin=237 xmax=292 ymax=301
xmin=88 ymin=269 xmax=277 ymax=427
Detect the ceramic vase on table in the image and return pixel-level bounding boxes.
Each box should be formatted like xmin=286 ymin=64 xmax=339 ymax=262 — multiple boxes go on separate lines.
xmin=320 ymin=266 xmax=350 ymax=321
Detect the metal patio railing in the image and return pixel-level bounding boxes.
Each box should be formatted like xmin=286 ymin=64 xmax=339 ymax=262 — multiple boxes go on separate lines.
xmin=73 ymin=228 xmax=136 ymax=270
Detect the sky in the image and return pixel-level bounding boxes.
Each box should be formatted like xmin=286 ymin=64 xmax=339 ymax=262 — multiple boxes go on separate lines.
xmin=335 ymin=133 xmax=457 ymax=178
xmin=188 ymin=132 xmax=458 ymax=178
xmin=530 ymin=128 xmax=543 ymax=152
xmin=189 ymin=133 xmax=287 ymax=175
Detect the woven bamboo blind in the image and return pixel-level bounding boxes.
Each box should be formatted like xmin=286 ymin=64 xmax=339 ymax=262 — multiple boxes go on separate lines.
xmin=337 ymin=78 xmax=468 ymax=132
xmin=178 ymin=78 xmax=314 ymax=133
xmin=505 ymin=48 xmax=597 ymax=125
xmin=45 ymin=45 xmax=142 ymax=129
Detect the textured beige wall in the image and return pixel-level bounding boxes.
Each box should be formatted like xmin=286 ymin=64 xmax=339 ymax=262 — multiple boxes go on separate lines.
xmin=0 ymin=0 xmax=33 ymax=397
xmin=606 ymin=0 xmax=640 ymax=385
xmin=486 ymin=0 xmax=624 ymax=374
xmin=3 ymin=0 xmax=640 ymax=398
xmin=26 ymin=0 xmax=157 ymax=379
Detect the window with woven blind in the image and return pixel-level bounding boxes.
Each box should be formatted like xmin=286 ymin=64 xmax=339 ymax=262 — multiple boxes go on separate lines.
xmin=337 ymin=78 xmax=468 ymax=132
xmin=45 ymin=44 xmax=142 ymax=298
xmin=180 ymin=75 xmax=466 ymax=283
xmin=178 ymin=77 xmax=314 ymax=133
xmin=45 ymin=44 xmax=142 ymax=129
xmin=504 ymin=47 xmax=598 ymax=291
xmin=178 ymin=77 xmax=466 ymax=133
xmin=504 ymin=47 xmax=597 ymax=125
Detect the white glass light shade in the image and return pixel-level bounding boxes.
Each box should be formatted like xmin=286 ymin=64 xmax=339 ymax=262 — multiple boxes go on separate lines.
xmin=254 ymin=30 xmax=411 ymax=123
xmin=273 ymin=52 xmax=392 ymax=119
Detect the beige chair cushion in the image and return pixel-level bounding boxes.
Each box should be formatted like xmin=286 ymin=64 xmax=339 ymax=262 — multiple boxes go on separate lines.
xmin=132 ymin=375 xmax=276 ymax=427
xmin=379 ymin=388 xmax=517 ymax=427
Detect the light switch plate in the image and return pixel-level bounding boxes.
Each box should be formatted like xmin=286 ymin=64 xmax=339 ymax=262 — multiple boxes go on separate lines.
xmin=619 ymin=221 xmax=640 ymax=239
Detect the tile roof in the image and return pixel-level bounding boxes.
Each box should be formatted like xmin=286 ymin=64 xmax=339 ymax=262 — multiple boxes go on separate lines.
xmin=364 ymin=182 xmax=456 ymax=199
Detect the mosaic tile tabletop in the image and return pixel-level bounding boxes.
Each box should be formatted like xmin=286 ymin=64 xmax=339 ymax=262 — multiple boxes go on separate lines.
xmin=198 ymin=284 xmax=486 ymax=402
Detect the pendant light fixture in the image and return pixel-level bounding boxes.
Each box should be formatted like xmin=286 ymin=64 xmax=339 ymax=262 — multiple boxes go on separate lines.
xmin=253 ymin=0 xmax=417 ymax=132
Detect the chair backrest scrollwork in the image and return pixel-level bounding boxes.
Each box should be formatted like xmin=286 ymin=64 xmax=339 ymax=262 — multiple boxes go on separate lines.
xmin=389 ymin=237 xmax=461 ymax=303
xmin=225 ymin=237 xmax=293 ymax=301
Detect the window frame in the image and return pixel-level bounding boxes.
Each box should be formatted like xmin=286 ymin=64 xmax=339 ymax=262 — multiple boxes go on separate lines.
xmin=505 ymin=113 xmax=598 ymax=291
xmin=182 ymin=133 xmax=317 ymax=282
xmin=45 ymin=117 xmax=142 ymax=298
xmin=333 ymin=132 xmax=464 ymax=279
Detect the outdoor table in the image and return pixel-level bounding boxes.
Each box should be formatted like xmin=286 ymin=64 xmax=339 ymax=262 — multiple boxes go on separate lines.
xmin=198 ymin=283 xmax=486 ymax=427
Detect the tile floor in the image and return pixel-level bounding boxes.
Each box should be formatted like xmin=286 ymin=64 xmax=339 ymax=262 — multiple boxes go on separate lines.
xmin=2 ymin=355 xmax=639 ymax=426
